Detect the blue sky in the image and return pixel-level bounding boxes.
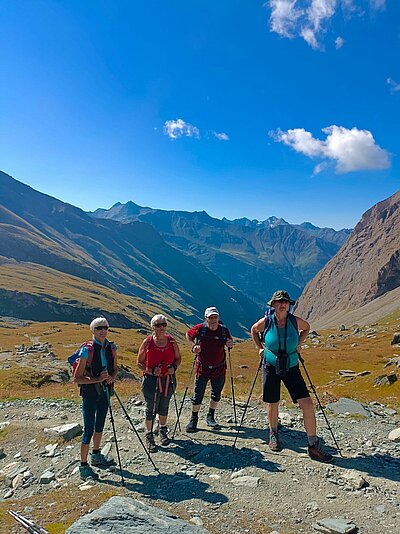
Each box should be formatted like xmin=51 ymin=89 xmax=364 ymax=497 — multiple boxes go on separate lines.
xmin=0 ymin=0 xmax=399 ymax=229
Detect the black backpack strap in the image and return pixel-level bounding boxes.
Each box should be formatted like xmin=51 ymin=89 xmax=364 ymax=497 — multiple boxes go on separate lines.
xmin=195 ymin=324 xmax=208 ymax=344
xmin=287 ymin=313 xmax=298 ymax=332
xmin=261 ymin=312 xmax=273 ymax=343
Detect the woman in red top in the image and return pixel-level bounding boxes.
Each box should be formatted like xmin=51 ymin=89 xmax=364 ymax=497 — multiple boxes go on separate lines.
xmin=137 ymin=314 xmax=181 ymax=452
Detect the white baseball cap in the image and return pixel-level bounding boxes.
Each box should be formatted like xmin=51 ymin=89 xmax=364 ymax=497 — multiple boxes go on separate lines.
xmin=204 ymin=306 xmax=219 ymax=318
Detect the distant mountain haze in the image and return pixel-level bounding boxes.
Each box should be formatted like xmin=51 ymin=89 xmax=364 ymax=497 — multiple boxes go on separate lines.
xmin=91 ymin=201 xmax=350 ymax=308
xmin=0 ymin=171 xmax=257 ymax=336
xmin=296 ymin=190 xmax=400 ymax=328
xmin=0 ymin=170 xmax=358 ymax=336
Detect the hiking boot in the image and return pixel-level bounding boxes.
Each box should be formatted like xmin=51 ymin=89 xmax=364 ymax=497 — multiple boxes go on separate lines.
xmin=145 ymin=431 xmax=157 ymax=453
xmin=268 ymin=431 xmax=281 ymax=452
xmin=159 ymin=426 xmax=171 ymax=446
xmin=91 ymin=452 xmax=116 ymax=467
xmin=206 ymin=411 xmax=221 ymax=430
xmin=79 ymin=464 xmax=99 ymax=481
xmin=308 ymin=439 xmax=333 ymax=463
xmin=186 ymin=415 xmax=198 ymax=433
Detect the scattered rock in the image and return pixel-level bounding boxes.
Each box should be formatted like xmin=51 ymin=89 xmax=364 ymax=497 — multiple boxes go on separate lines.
xmin=388 ymin=428 xmax=400 ymax=442
xmin=231 ymin=476 xmax=260 ymax=488
xmin=374 ymin=374 xmax=397 ymax=386
xmin=338 ymin=370 xmax=357 ymax=377
xmin=384 ymin=355 xmax=400 ymax=368
xmin=44 ymin=423 xmax=82 ymax=441
xmin=39 ymin=470 xmax=55 ymax=484
xmin=341 ymin=470 xmax=367 ymax=490
xmin=391 ymin=333 xmax=400 ymax=345
xmin=327 ymin=398 xmax=369 ymax=417
xmin=66 ymin=496 xmax=210 ymax=533
xmin=313 ymin=518 xmax=357 ymax=534
xmin=278 ymin=412 xmax=293 ymax=426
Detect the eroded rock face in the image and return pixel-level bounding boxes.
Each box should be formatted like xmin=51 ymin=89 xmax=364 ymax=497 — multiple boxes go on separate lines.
xmin=65 ymin=496 xmax=210 ymax=533
xmin=296 ymin=190 xmax=400 ymax=326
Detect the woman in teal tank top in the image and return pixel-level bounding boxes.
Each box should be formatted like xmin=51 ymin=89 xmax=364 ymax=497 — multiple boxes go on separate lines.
xmin=251 ymin=290 xmax=333 ymax=463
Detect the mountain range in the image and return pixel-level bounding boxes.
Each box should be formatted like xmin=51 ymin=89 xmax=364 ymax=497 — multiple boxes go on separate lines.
xmin=91 ymin=201 xmax=350 ymax=308
xmin=0 ymin=170 xmax=351 ymax=336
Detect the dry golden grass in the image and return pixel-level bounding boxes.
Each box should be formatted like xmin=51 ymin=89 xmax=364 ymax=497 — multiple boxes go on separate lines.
xmin=0 ymin=312 xmax=399 ymax=409
xmin=0 ymin=485 xmax=120 ymax=533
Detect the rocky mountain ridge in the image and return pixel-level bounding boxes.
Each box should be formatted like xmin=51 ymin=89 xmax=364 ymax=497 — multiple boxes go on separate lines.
xmin=296 ymin=190 xmax=400 ymax=327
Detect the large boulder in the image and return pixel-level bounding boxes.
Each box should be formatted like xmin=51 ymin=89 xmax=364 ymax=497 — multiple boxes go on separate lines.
xmin=66 ymin=496 xmax=210 ymax=533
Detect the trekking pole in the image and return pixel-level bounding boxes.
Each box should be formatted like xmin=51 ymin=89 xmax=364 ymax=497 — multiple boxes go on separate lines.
xmin=298 ymin=354 xmax=343 ymax=457
xmin=113 ymin=388 xmax=160 ymax=473
xmin=8 ymin=510 xmax=48 ymax=533
xmin=104 ymin=384 xmax=125 ymax=485
xmin=172 ymin=352 xmax=198 ymax=439
xmin=232 ymin=351 xmax=264 ymax=451
xmin=227 ymin=347 xmax=237 ymax=425
xmin=170 ymin=371 xmax=181 ymax=433
xmin=150 ymin=362 xmax=163 ymax=436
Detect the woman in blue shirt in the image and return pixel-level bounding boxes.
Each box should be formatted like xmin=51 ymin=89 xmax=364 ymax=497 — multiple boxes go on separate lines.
xmin=74 ymin=317 xmax=118 ymax=480
xmin=251 ymin=290 xmax=332 ymax=463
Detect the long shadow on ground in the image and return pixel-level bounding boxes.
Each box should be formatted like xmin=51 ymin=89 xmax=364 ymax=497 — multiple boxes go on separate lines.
xmin=169 ymin=438 xmax=281 ymax=472
xmin=332 ymin=454 xmax=400 ymax=483
xmin=97 ymin=471 xmax=229 ymax=504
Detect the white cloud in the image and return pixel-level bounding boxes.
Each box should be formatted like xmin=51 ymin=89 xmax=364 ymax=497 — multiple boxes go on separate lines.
xmin=212 ymin=131 xmax=230 ymax=141
xmin=267 ymin=0 xmax=385 ymax=49
xmin=163 ymin=119 xmax=200 ymax=140
xmin=272 ymin=125 xmax=390 ymax=173
xmin=335 ymin=36 xmax=345 ymax=48
xmin=387 ymin=77 xmax=400 ymax=93
xmin=370 ymin=0 xmax=385 ymax=10
xmin=268 ymin=0 xmax=303 ymax=38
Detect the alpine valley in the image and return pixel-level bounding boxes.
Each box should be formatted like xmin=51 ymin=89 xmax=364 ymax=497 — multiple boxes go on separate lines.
xmin=0 ymin=170 xmax=352 ymax=336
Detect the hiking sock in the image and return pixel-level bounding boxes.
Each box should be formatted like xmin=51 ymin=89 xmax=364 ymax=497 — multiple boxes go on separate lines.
xmin=192 ymin=411 xmax=199 ymax=421
xmin=92 ymin=449 xmax=101 ymax=455
xmin=207 ymin=408 xmax=215 ymax=418
xmin=308 ymin=435 xmax=318 ymax=447
xmin=80 ymin=461 xmax=89 ymax=467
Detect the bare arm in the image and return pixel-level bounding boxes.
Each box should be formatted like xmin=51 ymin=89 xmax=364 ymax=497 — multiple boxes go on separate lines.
xmin=250 ymin=318 xmax=265 ymax=351
xmin=173 ymin=341 xmax=181 ymax=368
xmin=73 ymin=356 xmax=108 ymax=385
xmin=295 ymin=316 xmax=310 ymax=350
xmin=137 ymin=339 xmax=148 ymax=373
xmin=186 ymin=331 xmax=201 ymax=354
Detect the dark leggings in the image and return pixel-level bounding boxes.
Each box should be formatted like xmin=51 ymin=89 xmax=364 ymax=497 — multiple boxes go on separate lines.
xmin=81 ymin=391 xmax=109 ymax=445
xmin=142 ymin=374 xmax=174 ymax=420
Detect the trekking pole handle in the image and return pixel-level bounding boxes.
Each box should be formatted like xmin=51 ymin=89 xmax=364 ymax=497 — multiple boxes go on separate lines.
xmin=152 ymin=361 xmax=163 ymax=376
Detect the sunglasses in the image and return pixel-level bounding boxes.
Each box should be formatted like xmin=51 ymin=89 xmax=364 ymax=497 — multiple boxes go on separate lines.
xmin=95 ymin=326 xmax=109 ymax=331
xmin=154 ymin=323 xmax=167 ymax=327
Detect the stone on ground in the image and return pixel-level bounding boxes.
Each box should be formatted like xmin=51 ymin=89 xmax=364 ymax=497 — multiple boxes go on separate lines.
xmin=66 ymin=496 xmax=210 ymax=533
xmin=326 ymin=398 xmax=369 ymax=417
xmin=44 ymin=423 xmax=82 ymax=441
xmin=313 ymin=518 xmax=357 ymax=534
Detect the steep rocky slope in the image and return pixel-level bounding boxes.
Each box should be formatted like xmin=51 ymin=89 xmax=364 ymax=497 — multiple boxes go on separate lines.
xmin=296 ymin=190 xmax=400 ymax=326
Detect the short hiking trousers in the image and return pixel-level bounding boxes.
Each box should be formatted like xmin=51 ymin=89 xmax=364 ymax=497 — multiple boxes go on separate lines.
xmin=81 ymin=390 xmax=109 ymax=444
xmin=142 ymin=374 xmax=174 ymax=420
xmin=262 ymin=363 xmax=310 ymax=404
xmin=191 ymin=373 xmax=226 ymax=405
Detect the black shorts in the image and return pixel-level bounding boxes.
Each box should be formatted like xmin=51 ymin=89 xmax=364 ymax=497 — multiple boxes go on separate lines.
xmin=262 ymin=363 xmax=310 ymax=404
